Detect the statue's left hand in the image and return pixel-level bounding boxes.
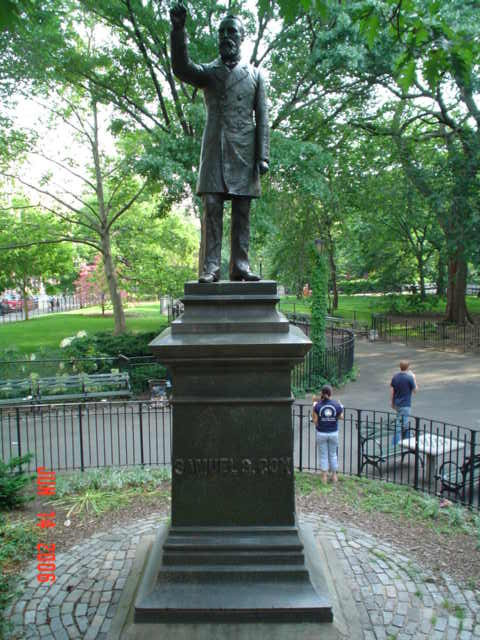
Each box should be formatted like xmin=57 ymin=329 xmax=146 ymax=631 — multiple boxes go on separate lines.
xmin=258 ymin=160 xmax=269 ymax=175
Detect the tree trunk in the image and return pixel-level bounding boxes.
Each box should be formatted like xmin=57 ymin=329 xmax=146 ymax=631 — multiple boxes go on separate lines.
xmin=445 ymin=253 xmax=471 ymax=324
xmin=91 ymin=98 xmax=126 ymax=335
xmin=436 ymin=252 xmax=446 ymax=296
xmin=21 ymin=278 xmax=29 ymax=321
xmin=417 ymin=253 xmax=426 ymax=300
xmin=101 ymin=233 xmax=126 ymax=334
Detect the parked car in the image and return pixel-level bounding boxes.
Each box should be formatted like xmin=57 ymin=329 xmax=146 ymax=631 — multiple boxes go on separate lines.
xmin=0 ymin=300 xmax=9 ymax=315
xmin=1 ymin=293 xmax=38 ymax=312
xmin=1 ymin=293 xmax=22 ymax=312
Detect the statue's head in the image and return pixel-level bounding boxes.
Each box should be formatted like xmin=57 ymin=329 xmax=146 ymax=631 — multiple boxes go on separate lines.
xmin=218 ymin=15 xmax=244 ymax=63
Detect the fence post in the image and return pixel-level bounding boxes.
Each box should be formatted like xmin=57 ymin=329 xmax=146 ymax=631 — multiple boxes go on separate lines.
xmin=414 ymin=416 xmax=420 ymax=491
xmin=16 ymin=407 xmax=23 ymax=473
xmin=78 ymin=404 xmax=85 ymax=472
xmin=423 ymin=321 xmax=426 ymax=345
xmin=405 ymin=319 xmax=408 ymax=345
xmin=298 ymin=404 xmax=303 ymax=472
xmin=469 ymin=429 xmax=476 ymax=507
xmin=139 ymin=402 xmax=145 ymax=467
xmin=357 ymin=409 xmax=362 ymax=477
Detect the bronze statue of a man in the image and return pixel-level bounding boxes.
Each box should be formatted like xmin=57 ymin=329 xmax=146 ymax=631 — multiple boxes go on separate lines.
xmin=170 ymin=4 xmax=269 ymax=283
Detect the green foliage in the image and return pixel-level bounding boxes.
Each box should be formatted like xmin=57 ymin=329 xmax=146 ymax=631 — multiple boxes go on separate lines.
xmin=62 ymin=331 xmax=159 ymax=360
xmin=0 ymin=455 xmax=34 ymax=510
xmin=115 ymin=211 xmax=198 ymax=299
xmin=0 ymin=204 xmax=74 ymax=319
xmin=52 ymin=466 xmax=171 ymax=516
xmin=337 ymin=278 xmax=384 ymax=295
xmin=384 ymin=294 xmax=443 ymax=315
xmin=53 ymin=489 xmax=132 ymax=518
xmin=60 ymin=330 xmax=167 ymax=391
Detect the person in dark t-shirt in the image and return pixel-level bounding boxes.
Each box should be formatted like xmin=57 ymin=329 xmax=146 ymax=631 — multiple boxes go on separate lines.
xmin=390 ymin=360 xmax=417 ymax=444
xmin=313 ymin=384 xmax=344 ymax=484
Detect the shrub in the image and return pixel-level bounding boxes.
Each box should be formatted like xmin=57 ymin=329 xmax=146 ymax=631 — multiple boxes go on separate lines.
xmin=55 ymin=466 xmax=170 ymax=497
xmin=337 ymin=278 xmax=385 ymax=295
xmin=62 ymin=331 xmax=159 ymax=360
xmin=0 ymin=455 xmax=35 ymax=510
xmin=384 ymin=293 xmax=442 ymax=315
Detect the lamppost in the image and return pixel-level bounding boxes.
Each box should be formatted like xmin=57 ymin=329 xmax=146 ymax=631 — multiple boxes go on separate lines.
xmin=310 ymin=237 xmax=327 ymax=355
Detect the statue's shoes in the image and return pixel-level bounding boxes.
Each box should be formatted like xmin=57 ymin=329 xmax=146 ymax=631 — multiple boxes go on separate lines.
xmin=198 ymin=272 xmax=219 ymax=283
xmin=230 ymin=269 xmax=261 ymax=282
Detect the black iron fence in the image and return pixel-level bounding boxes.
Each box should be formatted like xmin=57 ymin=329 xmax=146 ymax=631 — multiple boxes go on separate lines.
xmin=372 ymin=314 xmax=480 ymax=352
xmin=286 ymin=313 xmax=355 ymax=390
xmin=0 ymin=294 xmax=104 ymax=324
xmin=1 ymin=401 xmax=478 ymax=509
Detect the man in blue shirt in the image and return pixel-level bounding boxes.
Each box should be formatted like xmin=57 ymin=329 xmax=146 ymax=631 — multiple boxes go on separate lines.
xmin=390 ymin=360 xmax=418 ymax=444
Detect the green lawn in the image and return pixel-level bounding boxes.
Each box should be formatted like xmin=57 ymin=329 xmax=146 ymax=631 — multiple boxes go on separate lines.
xmin=279 ymin=294 xmax=480 ymax=325
xmin=0 ymin=303 xmax=168 ymax=353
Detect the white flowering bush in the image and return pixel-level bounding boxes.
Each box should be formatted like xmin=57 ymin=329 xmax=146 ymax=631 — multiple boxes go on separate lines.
xmin=60 ymin=331 xmax=87 ymax=348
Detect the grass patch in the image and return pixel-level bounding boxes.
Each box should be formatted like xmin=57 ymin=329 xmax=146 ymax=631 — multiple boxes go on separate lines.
xmin=295 ymin=473 xmax=334 ymax=496
xmin=0 ymin=303 xmax=167 ymax=353
xmin=295 ymin=472 xmax=480 ymax=542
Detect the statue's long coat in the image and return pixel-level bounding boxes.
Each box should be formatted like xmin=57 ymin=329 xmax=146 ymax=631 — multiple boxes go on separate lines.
xmin=171 ymin=28 xmax=269 ymax=198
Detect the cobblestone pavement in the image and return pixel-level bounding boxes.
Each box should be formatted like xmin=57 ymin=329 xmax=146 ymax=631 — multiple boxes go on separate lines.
xmin=5 ymin=512 xmax=480 ymax=639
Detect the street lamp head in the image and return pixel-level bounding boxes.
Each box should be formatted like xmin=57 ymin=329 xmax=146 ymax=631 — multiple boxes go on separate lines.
xmin=314 ymin=238 xmax=325 ymax=255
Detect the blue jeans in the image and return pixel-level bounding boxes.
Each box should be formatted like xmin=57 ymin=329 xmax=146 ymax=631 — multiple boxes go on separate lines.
xmin=316 ymin=431 xmax=339 ymax=472
xmin=393 ymin=406 xmax=411 ymax=445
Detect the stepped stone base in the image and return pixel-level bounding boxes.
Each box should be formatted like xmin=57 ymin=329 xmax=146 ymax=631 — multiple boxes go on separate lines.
xmin=134 ymin=526 xmax=332 ymax=623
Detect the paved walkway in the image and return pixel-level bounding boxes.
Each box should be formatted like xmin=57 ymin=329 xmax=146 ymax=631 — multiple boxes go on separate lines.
xmin=5 ymin=513 xmax=480 ymax=639
xmin=333 ymin=339 xmax=480 ymax=431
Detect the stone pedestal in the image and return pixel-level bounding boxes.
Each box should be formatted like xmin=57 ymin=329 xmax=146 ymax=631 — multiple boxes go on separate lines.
xmin=134 ymin=281 xmax=332 ymax=623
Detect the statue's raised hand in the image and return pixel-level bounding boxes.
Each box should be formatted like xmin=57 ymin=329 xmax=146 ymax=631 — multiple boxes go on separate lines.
xmin=170 ymin=3 xmax=187 ymax=30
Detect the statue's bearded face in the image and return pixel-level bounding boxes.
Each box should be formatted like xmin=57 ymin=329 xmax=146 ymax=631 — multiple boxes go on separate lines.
xmin=218 ymin=18 xmax=243 ymax=63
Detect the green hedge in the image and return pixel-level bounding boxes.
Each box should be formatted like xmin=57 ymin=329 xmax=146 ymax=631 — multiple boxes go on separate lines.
xmin=337 ymin=278 xmax=393 ymax=294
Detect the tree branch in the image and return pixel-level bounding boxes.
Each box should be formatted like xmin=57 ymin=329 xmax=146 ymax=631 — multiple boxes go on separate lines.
xmin=106 ymin=182 xmax=147 ymax=230
xmin=125 ymin=0 xmax=171 ymax=128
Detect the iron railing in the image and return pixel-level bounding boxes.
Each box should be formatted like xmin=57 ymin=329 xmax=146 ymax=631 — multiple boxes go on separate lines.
xmin=286 ymin=314 xmax=355 ymax=390
xmin=372 ymin=314 xmax=480 ymax=352
xmin=0 ymin=294 xmax=104 ymax=324
xmin=2 ymin=401 xmax=477 ymax=509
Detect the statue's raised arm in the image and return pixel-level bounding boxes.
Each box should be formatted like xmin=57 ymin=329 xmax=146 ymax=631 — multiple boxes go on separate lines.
xmin=170 ymin=2 xmax=209 ymax=88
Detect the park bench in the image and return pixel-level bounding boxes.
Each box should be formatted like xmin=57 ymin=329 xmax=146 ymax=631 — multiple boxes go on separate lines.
xmin=437 ymin=453 xmax=480 ymax=500
xmin=0 ymin=378 xmax=36 ymax=406
xmin=358 ymin=422 xmax=419 ymax=477
xmin=0 ymin=372 xmax=131 ymax=406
